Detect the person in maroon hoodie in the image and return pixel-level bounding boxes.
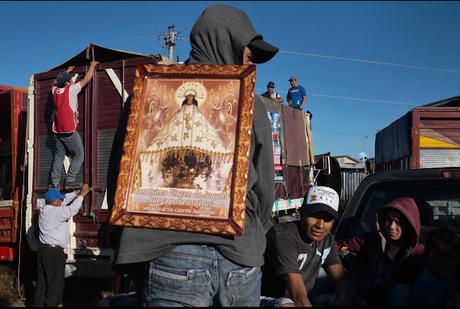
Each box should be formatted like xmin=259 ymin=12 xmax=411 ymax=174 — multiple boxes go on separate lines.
xmin=336 ymin=197 xmax=426 ymax=307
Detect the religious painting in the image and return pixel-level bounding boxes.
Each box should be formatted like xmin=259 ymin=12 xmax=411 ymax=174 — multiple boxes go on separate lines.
xmin=109 ymin=64 xmax=257 ymax=236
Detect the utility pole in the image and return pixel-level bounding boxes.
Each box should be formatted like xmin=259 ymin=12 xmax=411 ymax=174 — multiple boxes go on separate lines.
xmin=155 ymin=25 xmax=187 ymax=61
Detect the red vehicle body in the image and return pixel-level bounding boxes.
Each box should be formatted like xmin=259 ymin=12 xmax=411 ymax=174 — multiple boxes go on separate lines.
xmin=375 ymin=95 xmax=460 ymax=171
xmin=0 ymin=84 xmax=30 ymax=261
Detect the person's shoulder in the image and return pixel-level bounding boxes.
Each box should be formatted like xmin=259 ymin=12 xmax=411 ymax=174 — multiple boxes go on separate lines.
xmin=268 ymin=221 xmax=299 ymax=236
xmin=52 ymin=85 xmax=64 ymax=93
xmin=318 ymin=232 xmax=336 ymax=246
xmin=266 ymin=222 xmax=302 ymax=249
xmin=71 ymin=82 xmax=82 ymax=89
xmin=39 ymin=204 xmax=55 ymax=214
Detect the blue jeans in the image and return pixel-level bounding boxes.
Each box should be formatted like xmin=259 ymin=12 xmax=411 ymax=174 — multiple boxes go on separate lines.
xmin=142 ymin=245 xmax=262 ymax=307
xmin=51 ymin=131 xmax=84 ymax=184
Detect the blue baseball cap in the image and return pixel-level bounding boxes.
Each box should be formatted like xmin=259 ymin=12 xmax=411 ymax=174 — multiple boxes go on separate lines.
xmin=56 ymin=71 xmax=75 ymax=85
xmin=45 ymin=189 xmax=66 ymax=201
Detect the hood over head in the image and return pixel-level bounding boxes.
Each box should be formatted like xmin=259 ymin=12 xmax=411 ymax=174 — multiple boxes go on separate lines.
xmin=186 ymin=4 xmax=279 ymax=65
xmin=376 ymin=197 xmax=421 ymax=250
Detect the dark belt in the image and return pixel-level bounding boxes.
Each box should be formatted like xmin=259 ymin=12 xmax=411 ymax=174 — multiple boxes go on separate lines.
xmin=40 ymin=243 xmax=63 ymax=249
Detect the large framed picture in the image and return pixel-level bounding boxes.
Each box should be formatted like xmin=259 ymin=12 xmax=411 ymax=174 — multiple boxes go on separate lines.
xmin=109 ymin=64 xmax=257 ymax=236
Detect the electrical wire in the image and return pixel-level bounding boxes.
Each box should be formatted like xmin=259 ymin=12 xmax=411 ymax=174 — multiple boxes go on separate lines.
xmin=279 ymin=50 xmax=460 ymax=74
xmin=2 ymin=35 xmax=458 ymax=74
xmin=255 ymin=88 xmax=418 ymax=106
xmin=312 ymin=127 xmax=368 ymax=137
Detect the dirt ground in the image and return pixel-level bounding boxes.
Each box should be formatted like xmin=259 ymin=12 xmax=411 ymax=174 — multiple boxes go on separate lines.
xmin=0 ymin=260 xmax=114 ymax=307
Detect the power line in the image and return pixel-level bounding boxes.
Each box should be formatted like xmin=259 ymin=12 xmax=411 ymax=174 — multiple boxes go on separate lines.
xmin=1 ymin=34 xmax=453 ymax=108
xmin=256 ymin=88 xmax=418 ymax=106
xmin=3 ymin=35 xmax=458 ymax=75
xmin=280 ymin=50 xmax=460 ymax=74
xmin=312 ymin=127 xmax=369 ymax=137
xmin=307 ymin=93 xmax=418 ymax=106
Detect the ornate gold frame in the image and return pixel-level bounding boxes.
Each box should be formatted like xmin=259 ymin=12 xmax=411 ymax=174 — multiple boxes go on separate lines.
xmin=109 ymin=64 xmax=257 ymax=236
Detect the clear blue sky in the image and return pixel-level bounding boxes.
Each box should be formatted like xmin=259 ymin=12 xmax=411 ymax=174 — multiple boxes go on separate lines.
xmin=1 ymin=1 xmax=459 ymax=159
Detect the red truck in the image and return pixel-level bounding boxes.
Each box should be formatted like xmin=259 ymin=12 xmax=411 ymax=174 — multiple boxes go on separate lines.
xmin=0 ymin=84 xmax=28 ymax=261
xmin=375 ymin=95 xmax=460 ymax=171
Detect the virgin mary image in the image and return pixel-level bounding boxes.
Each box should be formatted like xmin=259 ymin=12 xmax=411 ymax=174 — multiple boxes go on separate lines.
xmin=137 ymin=92 xmax=234 ymax=193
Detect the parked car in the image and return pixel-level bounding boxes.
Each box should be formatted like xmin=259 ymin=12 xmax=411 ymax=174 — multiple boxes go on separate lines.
xmin=334 ymin=167 xmax=460 ymax=242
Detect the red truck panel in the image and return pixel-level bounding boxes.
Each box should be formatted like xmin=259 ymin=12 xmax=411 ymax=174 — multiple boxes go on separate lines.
xmin=0 ymin=87 xmax=27 ymax=248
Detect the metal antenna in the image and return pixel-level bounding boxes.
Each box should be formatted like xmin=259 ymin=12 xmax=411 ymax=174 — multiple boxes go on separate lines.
xmin=155 ymin=25 xmax=187 ymax=61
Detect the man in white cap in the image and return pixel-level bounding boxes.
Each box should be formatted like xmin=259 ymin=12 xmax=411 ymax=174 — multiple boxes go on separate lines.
xmin=262 ymin=81 xmax=284 ymax=103
xmin=261 ymin=186 xmax=359 ymax=307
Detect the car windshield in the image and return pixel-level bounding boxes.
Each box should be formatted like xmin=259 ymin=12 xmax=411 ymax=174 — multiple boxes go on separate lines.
xmin=356 ymin=178 xmax=460 ymax=236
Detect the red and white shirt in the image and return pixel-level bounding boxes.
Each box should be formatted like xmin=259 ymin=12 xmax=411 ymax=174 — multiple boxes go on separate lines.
xmin=51 ymin=83 xmax=82 ymax=133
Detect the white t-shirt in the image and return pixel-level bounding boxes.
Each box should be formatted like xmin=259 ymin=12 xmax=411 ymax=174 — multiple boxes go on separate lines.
xmin=269 ymin=91 xmax=282 ymax=100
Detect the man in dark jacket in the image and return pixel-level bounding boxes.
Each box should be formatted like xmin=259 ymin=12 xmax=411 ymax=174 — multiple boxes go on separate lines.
xmin=336 ymin=197 xmax=426 ymax=307
xmin=106 ymin=3 xmax=278 ymax=307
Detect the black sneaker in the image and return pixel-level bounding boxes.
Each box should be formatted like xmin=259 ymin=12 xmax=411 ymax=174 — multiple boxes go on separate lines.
xmin=48 ymin=183 xmax=60 ymax=189
xmin=65 ymin=181 xmax=83 ymax=190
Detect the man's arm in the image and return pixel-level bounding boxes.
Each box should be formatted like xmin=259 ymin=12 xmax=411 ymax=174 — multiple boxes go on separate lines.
xmin=79 ymin=61 xmax=99 ymax=88
xmin=286 ymin=91 xmax=293 ymax=106
xmin=275 ymin=93 xmax=284 ymax=103
xmin=299 ymin=95 xmax=307 ymax=110
xmin=62 ymin=191 xmax=77 ymax=206
xmin=59 ymin=184 xmax=91 ymax=221
xmin=326 ymin=264 xmax=356 ymax=307
xmin=299 ymin=87 xmax=307 ymax=110
xmin=283 ymin=272 xmax=312 ymax=307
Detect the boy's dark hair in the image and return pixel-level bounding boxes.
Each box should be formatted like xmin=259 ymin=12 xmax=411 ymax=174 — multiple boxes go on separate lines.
xmin=424 ymin=228 xmax=460 ymax=256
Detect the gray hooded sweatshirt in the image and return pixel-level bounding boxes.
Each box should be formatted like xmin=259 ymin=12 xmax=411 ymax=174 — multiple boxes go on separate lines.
xmin=107 ymin=3 xmax=276 ymax=270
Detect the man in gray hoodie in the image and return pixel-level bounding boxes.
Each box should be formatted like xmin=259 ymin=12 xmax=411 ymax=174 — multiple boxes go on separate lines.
xmin=106 ymin=3 xmax=279 ymax=307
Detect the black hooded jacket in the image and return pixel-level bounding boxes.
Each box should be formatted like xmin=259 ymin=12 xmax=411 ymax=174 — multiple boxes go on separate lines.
xmin=107 ymin=4 xmax=276 ymax=271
